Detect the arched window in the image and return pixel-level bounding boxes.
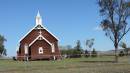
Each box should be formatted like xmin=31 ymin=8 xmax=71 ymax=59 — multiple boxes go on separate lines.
xmin=39 ymin=47 xmax=43 ymax=54
xmin=52 ymin=44 xmax=55 ymax=53
xmin=24 ymin=44 xmax=28 ymax=54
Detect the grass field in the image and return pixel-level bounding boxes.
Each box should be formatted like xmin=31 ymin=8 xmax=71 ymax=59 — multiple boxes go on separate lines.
xmin=0 ymin=56 xmax=130 ymax=73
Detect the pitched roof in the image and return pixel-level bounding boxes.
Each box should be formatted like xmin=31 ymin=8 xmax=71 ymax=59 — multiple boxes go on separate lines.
xmin=19 ymin=25 xmax=59 ymax=43
xmin=19 ymin=11 xmax=59 ymax=43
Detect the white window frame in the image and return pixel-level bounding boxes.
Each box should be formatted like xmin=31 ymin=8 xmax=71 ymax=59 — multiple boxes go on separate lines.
xmin=52 ymin=44 xmax=55 ymax=53
xmin=24 ymin=44 xmax=28 ymax=54
xmin=39 ymin=47 xmax=43 ymax=54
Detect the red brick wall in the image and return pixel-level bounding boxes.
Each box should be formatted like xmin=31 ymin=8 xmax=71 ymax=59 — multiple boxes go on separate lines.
xmin=30 ymin=40 xmax=52 ymax=60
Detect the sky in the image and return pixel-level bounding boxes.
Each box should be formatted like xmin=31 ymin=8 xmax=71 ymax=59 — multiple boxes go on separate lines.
xmin=0 ymin=0 xmax=130 ymax=56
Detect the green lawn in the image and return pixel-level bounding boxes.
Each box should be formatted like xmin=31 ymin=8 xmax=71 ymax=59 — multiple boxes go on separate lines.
xmin=0 ymin=56 xmax=130 ymax=73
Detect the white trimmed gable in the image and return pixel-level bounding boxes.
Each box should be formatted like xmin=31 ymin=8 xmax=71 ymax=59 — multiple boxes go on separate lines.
xmin=29 ymin=33 xmax=56 ymax=53
xmin=29 ymin=34 xmax=52 ymax=47
xmin=19 ymin=11 xmax=59 ymax=43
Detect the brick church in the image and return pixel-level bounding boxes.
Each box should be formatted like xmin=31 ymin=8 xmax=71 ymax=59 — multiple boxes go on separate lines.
xmin=17 ymin=11 xmax=61 ymax=60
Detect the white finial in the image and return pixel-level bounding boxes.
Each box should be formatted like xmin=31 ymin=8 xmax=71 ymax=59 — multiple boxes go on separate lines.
xmin=37 ymin=10 xmax=40 ymax=17
xmin=36 ymin=10 xmax=42 ymax=26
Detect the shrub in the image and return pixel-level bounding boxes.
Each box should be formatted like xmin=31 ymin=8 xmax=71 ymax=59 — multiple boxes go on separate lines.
xmin=69 ymin=54 xmax=82 ymax=58
xmin=12 ymin=56 xmax=17 ymax=61
xmin=119 ymin=51 xmax=125 ymax=57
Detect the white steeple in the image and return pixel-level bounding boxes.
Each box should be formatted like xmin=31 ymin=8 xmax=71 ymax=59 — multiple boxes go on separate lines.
xmin=36 ymin=11 xmax=42 ymax=26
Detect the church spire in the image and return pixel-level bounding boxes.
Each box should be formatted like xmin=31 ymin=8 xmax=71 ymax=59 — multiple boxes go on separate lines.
xmin=36 ymin=11 xmax=42 ymax=26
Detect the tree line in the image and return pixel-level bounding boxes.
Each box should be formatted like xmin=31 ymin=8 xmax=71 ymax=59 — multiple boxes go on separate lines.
xmin=60 ymin=39 xmax=97 ymax=58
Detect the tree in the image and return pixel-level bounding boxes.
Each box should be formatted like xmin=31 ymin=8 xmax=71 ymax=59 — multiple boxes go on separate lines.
xmin=120 ymin=42 xmax=129 ymax=55
xmin=91 ymin=48 xmax=97 ymax=57
xmin=74 ymin=40 xmax=83 ymax=54
xmin=60 ymin=45 xmax=73 ymax=55
xmin=98 ymin=0 xmax=130 ymax=62
xmin=66 ymin=45 xmax=72 ymax=50
xmin=84 ymin=49 xmax=89 ymax=57
xmin=120 ymin=42 xmax=127 ymax=49
xmin=86 ymin=38 xmax=94 ymax=57
xmin=0 ymin=35 xmax=7 ymax=56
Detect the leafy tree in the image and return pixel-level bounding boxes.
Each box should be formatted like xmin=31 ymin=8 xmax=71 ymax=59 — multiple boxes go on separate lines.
xmin=91 ymin=48 xmax=97 ymax=57
xmin=61 ymin=49 xmax=67 ymax=55
xmin=120 ymin=42 xmax=127 ymax=49
xmin=98 ymin=0 xmax=130 ymax=62
xmin=61 ymin=40 xmax=84 ymax=58
xmin=0 ymin=35 xmax=6 ymax=56
xmin=84 ymin=49 xmax=89 ymax=57
xmin=86 ymin=38 xmax=94 ymax=56
xmin=66 ymin=45 xmax=72 ymax=50
xmin=74 ymin=40 xmax=83 ymax=54
xmin=66 ymin=49 xmax=73 ymax=55
xmin=60 ymin=45 xmax=73 ymax=55
xmin=120 ymin=42 xmax=129 ymax=55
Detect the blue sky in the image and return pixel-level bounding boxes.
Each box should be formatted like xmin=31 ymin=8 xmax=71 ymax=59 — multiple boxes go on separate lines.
xmin=0 ymin=0 xmax=130 ymax=56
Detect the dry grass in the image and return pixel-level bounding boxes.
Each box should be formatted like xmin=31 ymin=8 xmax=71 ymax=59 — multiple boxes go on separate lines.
xmin=0 ymin=56 xmax=130 ymax=73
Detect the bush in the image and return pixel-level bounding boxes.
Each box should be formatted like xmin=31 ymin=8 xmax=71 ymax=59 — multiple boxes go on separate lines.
xmin=69 ymin=54 xmax=82 ymax=58
xmin=119 ymin=51 xmax=125 ymax=57
xmin=61 ymin=48 xmax=83 ymax=58
xmin=12 ymin=56 xmax=17 ymax=61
